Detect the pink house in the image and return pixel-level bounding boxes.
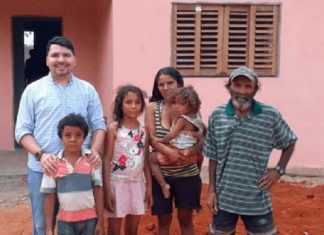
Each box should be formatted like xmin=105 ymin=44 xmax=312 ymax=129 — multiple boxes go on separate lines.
xmin=0 ymin=0 xmax=322 ymax=169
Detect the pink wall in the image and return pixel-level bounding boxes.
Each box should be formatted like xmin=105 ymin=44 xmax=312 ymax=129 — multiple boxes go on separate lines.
xmin=95 ymin=0 xmax=114 ymax=119
xmin=0 ymin=12 xmax=13 ymax=149
xmin=110 ymin=1 xmax=171 ymax=90
xmin=1 ymin=0 xmax=323 ymax=168
xmin=109 ymin=0 xmax=324 ymax=168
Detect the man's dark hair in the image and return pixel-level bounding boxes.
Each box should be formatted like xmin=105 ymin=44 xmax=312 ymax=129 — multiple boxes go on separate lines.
xmin=57 ymin=113 xmax=89 ymax=139
xmin=46 ymin=36 xmax=75 ymax=55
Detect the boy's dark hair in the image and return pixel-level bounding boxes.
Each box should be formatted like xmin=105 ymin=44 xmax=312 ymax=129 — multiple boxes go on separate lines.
xmin=169 ymin=85 xmax=201 ymax=113
xmin=57 ymin=113 xmax=89 ymax=139
xmin=46 ymin=36 xmax=75 ymax=55
xmin=113 ymin=85 xmax=147 ymax=128
xmin=149 ymin=67 xmax=184 ymax=102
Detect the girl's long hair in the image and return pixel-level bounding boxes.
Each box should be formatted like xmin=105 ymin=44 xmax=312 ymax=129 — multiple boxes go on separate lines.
xmin=112 ymin=85 xmax=147 ymax=128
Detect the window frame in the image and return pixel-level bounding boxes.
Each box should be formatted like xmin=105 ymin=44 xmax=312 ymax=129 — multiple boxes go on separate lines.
xmin=171 ymin=3 xmax=280 ymax=77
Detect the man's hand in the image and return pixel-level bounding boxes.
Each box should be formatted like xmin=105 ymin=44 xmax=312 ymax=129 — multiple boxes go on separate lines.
xmin=259 ymin=169 xmax=281 ymax=190
xmin=87 ymin=151 xmax=101 ymax=168
xmin=207 ymin=190 xmax=218 ymax=215
xmin=40 ymin=153 xmax=58 ymax=176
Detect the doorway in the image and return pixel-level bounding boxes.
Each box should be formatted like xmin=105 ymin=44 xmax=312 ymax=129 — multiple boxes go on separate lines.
xmin=12 ymin=17 xmax=62 ymax=147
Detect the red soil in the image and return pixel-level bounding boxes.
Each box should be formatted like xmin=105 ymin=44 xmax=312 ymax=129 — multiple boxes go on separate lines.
xmin=0 ymin=182 xmax=323 ymax=235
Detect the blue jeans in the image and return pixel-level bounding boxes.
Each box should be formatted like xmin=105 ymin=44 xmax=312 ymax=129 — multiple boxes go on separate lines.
xmin=28 ymin=167 xmax=58 ymax=235
xmin=28 ymin=167 xmax=46 ymax=235
xmin=57 ymin=218 xmax=97 ymax=235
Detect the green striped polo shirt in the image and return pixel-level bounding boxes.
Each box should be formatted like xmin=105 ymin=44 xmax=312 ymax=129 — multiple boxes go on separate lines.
xmin=203 ymin=100 xmax=297 ymax=215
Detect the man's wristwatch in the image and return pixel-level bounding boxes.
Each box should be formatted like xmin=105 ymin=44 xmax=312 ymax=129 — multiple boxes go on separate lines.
xmin=34 ymin=150 xmax=44 ymax=161
xmin=275 ymin=165 xmax=286 ymax=175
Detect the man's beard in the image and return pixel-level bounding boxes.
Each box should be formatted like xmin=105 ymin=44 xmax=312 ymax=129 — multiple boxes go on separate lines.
xmin=231 ymin=95 xmax=253 ymax=111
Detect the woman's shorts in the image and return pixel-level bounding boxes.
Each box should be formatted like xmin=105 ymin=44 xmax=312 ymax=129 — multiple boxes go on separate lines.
xmin=151 ymin=174 xmax=202 ymax=215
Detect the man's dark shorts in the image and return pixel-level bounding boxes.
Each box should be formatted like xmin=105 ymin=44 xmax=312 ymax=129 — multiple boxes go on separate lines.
xmin=151 ymin=175 xmax=202 ymax=215
xmin=209 ymin=210 xmax=277 ymax=235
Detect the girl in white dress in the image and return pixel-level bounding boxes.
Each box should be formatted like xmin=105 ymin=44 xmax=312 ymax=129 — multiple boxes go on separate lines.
xmin=103 ymin=85 xmax=152 ymax=235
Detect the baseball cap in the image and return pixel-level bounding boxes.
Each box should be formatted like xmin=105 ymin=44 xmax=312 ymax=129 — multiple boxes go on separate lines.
xmin=229 ymin=66 xmax=258 ymax=81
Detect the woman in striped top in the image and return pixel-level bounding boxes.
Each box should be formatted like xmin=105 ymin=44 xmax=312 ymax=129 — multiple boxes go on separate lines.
xmin=145 ymin=67 xmax=203 ymax=235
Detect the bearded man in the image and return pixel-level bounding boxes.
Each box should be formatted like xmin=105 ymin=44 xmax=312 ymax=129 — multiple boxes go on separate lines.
xmin=203 ymin=66 xmax=297 ymax=235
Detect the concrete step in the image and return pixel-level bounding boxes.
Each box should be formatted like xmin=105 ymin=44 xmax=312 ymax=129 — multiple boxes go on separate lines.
xmin=0 ymin=149 xmax=27 ymax=179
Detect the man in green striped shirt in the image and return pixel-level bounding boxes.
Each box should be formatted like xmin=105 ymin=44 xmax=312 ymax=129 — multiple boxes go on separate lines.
xmin=203 ymin=66 xmax=297 ymax=235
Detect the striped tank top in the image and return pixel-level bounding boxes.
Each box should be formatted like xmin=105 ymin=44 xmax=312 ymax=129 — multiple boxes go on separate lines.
xmin=154 ymin=100 xmax=199 ymax=177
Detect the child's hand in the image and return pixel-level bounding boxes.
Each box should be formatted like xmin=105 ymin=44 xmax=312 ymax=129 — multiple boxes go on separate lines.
xmin=106 ymin=190 xmax=116 ymax=212
xmin=94 ymin=223 xmax=105 ymax=235
xmin=191 ymin=131 xmax=204 ymax=140
xmin=145 ymin=190 xmax=153 ymax=210
xmin=46 ymin=229 xmax=54 ymax=235
xmin=104 ymin=194 xmax=109 ymax=211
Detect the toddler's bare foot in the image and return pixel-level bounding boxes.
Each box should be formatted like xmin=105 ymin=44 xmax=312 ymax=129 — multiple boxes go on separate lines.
xmin=162 ymin=184 xmax=171 ymax=199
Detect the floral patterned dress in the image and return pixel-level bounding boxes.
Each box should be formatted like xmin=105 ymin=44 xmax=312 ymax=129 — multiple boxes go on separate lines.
xmin=106 ymin=123 xmax=147 ymax=218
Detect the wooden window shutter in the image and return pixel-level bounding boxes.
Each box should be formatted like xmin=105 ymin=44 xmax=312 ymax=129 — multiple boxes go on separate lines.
xmin=249 ymin=5 xmax=279 ymax=76
xmin=172 ymin=4 xmax=224 ymax=76
xmin=199 ymin=5 xmax=224 ymax=76
xmin=172 ymin=4 xmax=197 ymax=76
xmin=172 ymin=4 xmax=280 ymax=77
xmin=224 ymin=5 xmax=250 ymax=74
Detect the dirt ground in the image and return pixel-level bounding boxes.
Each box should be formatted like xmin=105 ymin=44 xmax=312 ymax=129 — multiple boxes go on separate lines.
xmin=0 ymin=177 xmax=323 ymax=235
